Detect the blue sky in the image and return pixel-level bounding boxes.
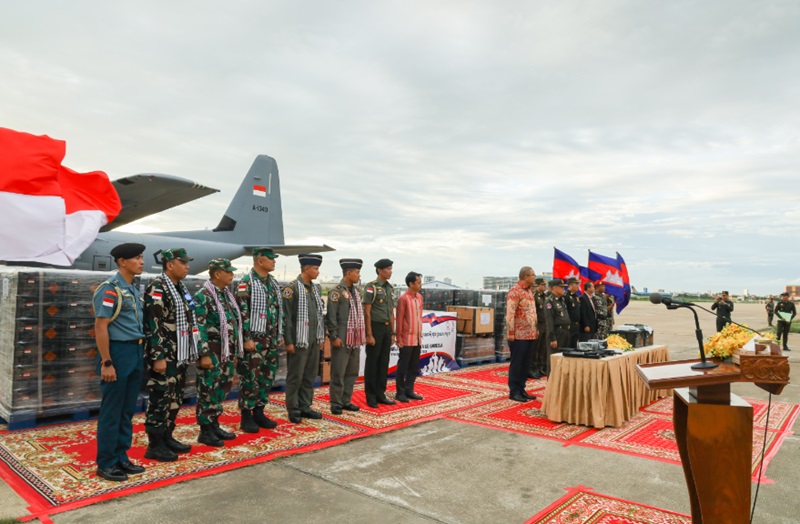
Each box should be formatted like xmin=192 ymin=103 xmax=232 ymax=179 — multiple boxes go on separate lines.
xmin=2 ymin=1 xmax=798 ymax=294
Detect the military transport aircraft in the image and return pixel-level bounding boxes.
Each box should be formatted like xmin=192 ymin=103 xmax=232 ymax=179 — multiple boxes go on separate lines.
xmin=69 ymin=155 xmax=333 ymax=273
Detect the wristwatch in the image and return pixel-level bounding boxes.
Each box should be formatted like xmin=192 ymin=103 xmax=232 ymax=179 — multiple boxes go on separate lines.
xmin=103 ymin=359 xmax=114 ymax=367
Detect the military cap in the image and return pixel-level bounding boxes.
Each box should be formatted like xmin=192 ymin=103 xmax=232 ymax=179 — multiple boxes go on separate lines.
xmin=208 ymin=258 xmax=237 ymax=273
xmin=594 ymin=280 xmax=605 ymax=286
xmin=253 ymin=247 xmax=278 ymax=259
xmin=298 ymin=253 xmax=323 ymax=267
xmin=161 ymin=248 xmax=193 ymax=262
xmin=340 ymin=258 xmax=363 ymax=270
xmin=374 ymin=258 xmax=393 ymax=269
xmin=548 ymin=278 xmax=566 ymax=288
xmin=534 ymin=277 xmax=546 ymax=285
xmin=110 ymin=243 xmax=145 ymax=260
xmin=721 ymin=290 xmax=729 ymax=295
xmin=567 ymin=277 xmax=580 ymax=285
xmin=781 ymin=292 xmax=790 ymax=297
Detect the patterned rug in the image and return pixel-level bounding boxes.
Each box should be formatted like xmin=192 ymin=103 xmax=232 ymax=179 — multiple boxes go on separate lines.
xmin=0 ymin=401 xmax=367 ymax=515
xmin=526 ymin=486 xmax=690 ymax=524
xmin=641 ymin=395 xmax=800 ymax=432
xmin=424 ymin=362 xmax=548 ymax=392
xmin=446 ymin=396 xmax=596 ymax=442
xmin=270 ymin=377 xmax=506 ymax=431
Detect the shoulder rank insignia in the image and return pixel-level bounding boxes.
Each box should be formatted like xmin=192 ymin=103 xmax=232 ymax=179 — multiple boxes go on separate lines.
xmin=329 ymin=291 xmax=340 ymax=302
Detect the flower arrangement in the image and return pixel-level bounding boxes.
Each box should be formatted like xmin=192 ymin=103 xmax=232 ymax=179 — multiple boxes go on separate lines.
xmin=605 ymin=334 xmax=634 ymax=351
xmin=704 ymin=324 xmax=775 ymax=359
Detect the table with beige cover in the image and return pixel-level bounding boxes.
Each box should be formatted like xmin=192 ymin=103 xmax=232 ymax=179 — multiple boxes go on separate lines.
xmin=542 ymin=345 xmax=671 ymax=429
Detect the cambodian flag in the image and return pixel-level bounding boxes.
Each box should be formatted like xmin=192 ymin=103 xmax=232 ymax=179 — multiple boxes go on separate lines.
xmin=553 ymin=248 xmax=590 ymax=294
xmin=587 ymin=251 xmax=630 ymax=313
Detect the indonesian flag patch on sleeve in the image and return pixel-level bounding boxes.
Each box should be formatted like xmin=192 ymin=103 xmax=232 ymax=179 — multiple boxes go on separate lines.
xmin=102 ymin=297 xmax=115 ymax=308
xmin=152 ymin=291 xmax=162 ymax=301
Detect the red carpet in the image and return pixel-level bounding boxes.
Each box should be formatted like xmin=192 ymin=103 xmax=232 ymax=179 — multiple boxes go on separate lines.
xmin=0 ymin=401 xmax=366 ymax=516
xmin=641 ymin=395 xmax=800 ymax=432
xmin=425 ymin=362 xmax=548 ymax=392
xmin=270 ymin=378 xmax=505 ymax=431
xmin=526 ymin=486 xmax=690 ymax=524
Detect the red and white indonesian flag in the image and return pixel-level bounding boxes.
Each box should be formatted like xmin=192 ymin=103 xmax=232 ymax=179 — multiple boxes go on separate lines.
xmin=0 ymin=128 xmax=122 ymax=266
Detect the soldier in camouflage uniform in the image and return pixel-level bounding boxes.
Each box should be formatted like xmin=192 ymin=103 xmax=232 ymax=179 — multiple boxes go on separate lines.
xmin=530 ymin=278 xmax=548 ymax=379
xmin=606 ymin=293 xmax=616 ymax=331
xmin=193 ymin=258 xmax=242 ymax=447
xmin=544 ymin=279 xmax=571 ymax=371
xmin=235 ymin=247 xmax=283 ymax=433
xmin=593 ymin=281 xmax=610 ymax=340
xmin=144 ymin=248 xmax=200 ymax=462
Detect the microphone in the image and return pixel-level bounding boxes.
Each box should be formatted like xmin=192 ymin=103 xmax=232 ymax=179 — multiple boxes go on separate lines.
xmin=649 ymin=293 xmax=695 ymax=307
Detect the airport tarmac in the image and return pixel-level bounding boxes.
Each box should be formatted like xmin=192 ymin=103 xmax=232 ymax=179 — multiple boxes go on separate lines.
xmin=1 ymin=300 xmax=798 ymax=523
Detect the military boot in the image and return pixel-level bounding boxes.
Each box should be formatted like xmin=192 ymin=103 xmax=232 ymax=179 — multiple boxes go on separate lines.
xmin=144 ymin=430 xmax=178 ymax=462
xmin=252 ymin=405 xmax=278 ymax=429
xmin=197 ymin=424 xmax=224 ymax=447
xmin=164 ymin=426 xmax=192 ymax=454
xmin=212 ymin=419 xmax=236 ymax=440
xmin=240 ymin=409 xmax=260 ymax=433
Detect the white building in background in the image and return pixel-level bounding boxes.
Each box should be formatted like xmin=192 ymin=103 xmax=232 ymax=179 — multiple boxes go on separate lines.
xmin=422 ymin=280 xmax=460 ymax=289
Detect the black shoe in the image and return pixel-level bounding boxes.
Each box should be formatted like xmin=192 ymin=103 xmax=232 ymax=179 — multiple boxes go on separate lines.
xmin=509 ymin=393 xmax=529 ymax=402
xmin=240 ymin=410 xmax=260 ymax=434
xmin=96 ymin=465 xmax=128 ymax=482
xmin=253 ymin=406 xmax=279 ymax=429
xmin=395 ymin=394 xmax=410 ymax=403
xmin=343 ymin=403 xmax=361 ymax=412
xmin=301 ymin=409 xmax=322 ymax=420
xmin=212 ymin=421 xmax=237 ymax=441
xmin=784 ymin=347 xmax=791 ymax=352
xmin=164 ymin=432 xmax=192 ymax=454
xmin=406 ymin=392 xmax=424 ymax=401
xmin=144 ymin=432 xmax=179 ymax=462
xmin=522 ymin=392 xmax=537 ymax=400
xmin=198 ymin=425 xmax=224 ymax=447
xmin=367 ymin=400 xmax=378 ymax=408
xmin=118 ymin=460 xmax=145 ymax=474
xmin=331 ymin=405 xmax=343 ymax=415
xmin=288 ymin=412 xmax=302 ymax=423
xmin=378 ymin=398 xmax=396 ymax=405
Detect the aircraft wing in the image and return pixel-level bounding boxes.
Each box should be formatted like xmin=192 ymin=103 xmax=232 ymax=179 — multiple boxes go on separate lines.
xmin=101 ymin=174 xmax=219 ymax=231
xmin=249 ymin=244 xmax=336 ymax=256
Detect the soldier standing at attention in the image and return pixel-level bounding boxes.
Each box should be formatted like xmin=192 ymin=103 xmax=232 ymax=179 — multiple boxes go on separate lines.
xmin=711 ymin=291 xmax=735 ymax=332
xmin=593 ymin=281 xmax=609 ymax=340
xmin=579 ymin=282 xmax=598 ymax=342
xmin=193 ymin=258 xmax=242 ymax=447
xmin=530 ymin=277 xmax=548 ymax=379
xmin=325 ymin=258 xmax=365 ymax=415
xmin=775 ymin=292 xmax=796 ymax=351
xmin=564 ymin=277 xmax=582 ymax=349
xmin=605 ymin=293 xmax=616 ymax=331
xmin=236 ymin=247 xmax=283 ymax=433
xmin=506 ymin=266 xmax=538 ymax=402
xmin=143 ymin=248 xmax=199 ymax=462
xmin=766 ymin=296 xmax=775 ymax=327
xmin=363 ymin=259 xmax=396 ymax=409
xmin=395 ymin=271 xmax=425 ymax=403
xmin=282 ymin=254 xmax=325 ymax=423
xmin=93 ymin=243 xmax=147 ymax=482
xmin=544 ymin=279 xmax=571 ymax=370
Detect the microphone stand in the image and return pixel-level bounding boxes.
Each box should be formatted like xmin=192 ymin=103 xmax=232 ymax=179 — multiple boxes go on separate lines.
xmin=666 ymin=303 xmax=718 ymax=370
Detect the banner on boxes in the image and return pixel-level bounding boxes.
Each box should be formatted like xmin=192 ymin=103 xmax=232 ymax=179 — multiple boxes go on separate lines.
xmin=358 ymin=310 xmax=459 ymax=378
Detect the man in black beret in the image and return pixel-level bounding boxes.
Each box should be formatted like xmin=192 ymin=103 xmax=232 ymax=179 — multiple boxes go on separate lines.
xmin=93 ymin=243 xmax=146 ymax=481
xmin=565 ymin=277 xmax=582 ymax=348
xmin=362 ymin=258 xmax=396 ymax=408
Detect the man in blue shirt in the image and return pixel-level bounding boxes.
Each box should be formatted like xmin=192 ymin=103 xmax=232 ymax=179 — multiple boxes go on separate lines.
xmin=92 ymin=243 xmax=147 ymax=482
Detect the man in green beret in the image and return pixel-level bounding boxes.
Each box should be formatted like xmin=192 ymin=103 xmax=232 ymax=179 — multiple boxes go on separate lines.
xmin=235 ymin=247 xmax=283 ymax=432
xmin=194 ymin=258 xmax=242 ymax=447
xmin=143 ymin=248 xmax=200 ymax=462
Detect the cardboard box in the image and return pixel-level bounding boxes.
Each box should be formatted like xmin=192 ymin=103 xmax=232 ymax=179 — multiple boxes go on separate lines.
xmin=321 ymin=360 xmax=331 ymax=384
xmin=446 ymin=306 xmax=495 ymax=335
xmin=323 ymin=337 xmax=331 ymax=359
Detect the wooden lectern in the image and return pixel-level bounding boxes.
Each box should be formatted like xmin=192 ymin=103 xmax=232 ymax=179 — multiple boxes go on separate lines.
xmin=637 ymin=354 xmax=789 ymax=524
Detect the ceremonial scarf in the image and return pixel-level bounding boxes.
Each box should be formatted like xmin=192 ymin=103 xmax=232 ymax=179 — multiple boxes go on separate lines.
xmin=160 ymin=273 xmax=199 ymax=364
xmin=346 ymin=285 xmax=366 ymax=347
xmin=248 ymin=271 xmax=283 ymax=338
xmin=203 ymin=280 xmax=243 ymax=362
xmin=295 ymin=279 xmax=324 ymax=348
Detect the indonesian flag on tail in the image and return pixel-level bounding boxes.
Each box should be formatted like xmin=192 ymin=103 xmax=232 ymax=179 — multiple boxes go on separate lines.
xmin=587 ymin=250 xmax=631 ymax=313
xmin=0 ymin=128 xmax=121 ymax=266
xmin=552 ymin=248 xmax=590 ymax=295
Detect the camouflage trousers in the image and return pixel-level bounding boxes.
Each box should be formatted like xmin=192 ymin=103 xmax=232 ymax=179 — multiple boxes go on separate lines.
xmin=145 ymin=359 xmax=188 ymax=432
xmin=237 ymin=336 xmax=279 ymax=411
xmin=596 ymin=319 xmax=611 ymax=340
xmin=196 ymin=354 xmax=235 ymax=426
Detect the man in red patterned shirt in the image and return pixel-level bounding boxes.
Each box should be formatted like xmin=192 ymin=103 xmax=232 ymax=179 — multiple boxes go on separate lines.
xmin=395 ymin=271 xmax=425 ymax=402
xmin=506 ymin=266 xmax=538 ymax=402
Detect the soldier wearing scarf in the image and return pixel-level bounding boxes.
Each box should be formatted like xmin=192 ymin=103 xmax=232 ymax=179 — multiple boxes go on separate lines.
xmin=193 ymin=258 xmax=243 ymax=447
xmin=282 ymin=254 xmax=325 ymax=424
xmin=144 ymin=248 xmax=201 ymax=462
xmin=236 ymin=247 xmax=284 ymax=433
xmin=325 ymin=258 xmax=366 ymax=415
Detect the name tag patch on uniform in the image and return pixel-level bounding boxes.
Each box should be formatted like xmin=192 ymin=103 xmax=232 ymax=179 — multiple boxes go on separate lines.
xmin=104 ymin=289 xmax=117 ymax=297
